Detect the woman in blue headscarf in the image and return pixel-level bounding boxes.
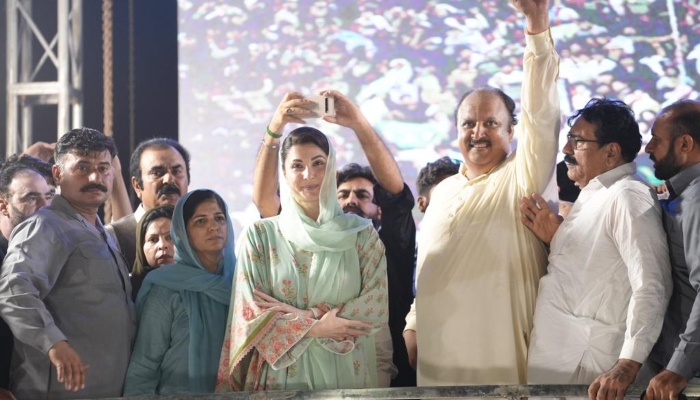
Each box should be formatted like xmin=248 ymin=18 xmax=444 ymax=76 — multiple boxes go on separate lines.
xmin=124 ymin=189 xmax=235 ymax=395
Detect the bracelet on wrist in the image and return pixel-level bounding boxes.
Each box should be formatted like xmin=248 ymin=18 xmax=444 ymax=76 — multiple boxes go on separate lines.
xmin=261 ymin=140 xmax=280 ymax=150
xmin=266 ymin=125 xmax=282 ymax=139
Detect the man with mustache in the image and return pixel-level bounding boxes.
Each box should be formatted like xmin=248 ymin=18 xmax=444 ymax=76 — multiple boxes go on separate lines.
xmin=106 ymin=138 xmax=190 ymax=268
xmin=334 ymin=161 xmax=417 ymax=387
xmin=0 ymin=128 xmax=136 ymax=399
xmin=403 ymin=0 xmax=560 ymax=386
xmin=521 ymin=98 xmax=671 ymax=400
xmin=252 ymin=91 xmax=417 ymax=387
xmin=638 ymin=99 xmax=700 ymax=400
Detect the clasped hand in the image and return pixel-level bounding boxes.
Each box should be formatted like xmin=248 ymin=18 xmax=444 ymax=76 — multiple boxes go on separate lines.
xmin=307 ymin=304 xmax=373 ymax=342
xmin=254 ymin=289 xmax=372 ymax=341
xmin=254 ymin=289 xmax=312 ymax=318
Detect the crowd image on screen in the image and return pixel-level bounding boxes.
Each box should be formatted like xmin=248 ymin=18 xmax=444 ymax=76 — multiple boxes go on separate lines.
xmin=177 ymin=0 xmax=700 ymax=230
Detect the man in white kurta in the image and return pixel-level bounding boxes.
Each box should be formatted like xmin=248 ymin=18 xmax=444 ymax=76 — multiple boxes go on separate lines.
xmin=527 ymin=163 xmax=671 ymax=385
xmin=404 ymin=0 xmax=561 ymax=385
xmin=523 ymin=99 xmax=672 ymax=396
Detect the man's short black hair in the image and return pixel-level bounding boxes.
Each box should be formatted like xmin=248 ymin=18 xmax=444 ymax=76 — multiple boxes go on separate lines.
xmin=12 ymin=154 xmax=55 ymax=187
xmin=55 ymin=127 xmax=117 ymax=167
xmin=454 ymin=87 xmax=519 ymax=127
xmin=567 ymin=98 xmax=641 ymax=163
xmin=0 ymin=156 xmax=47 ymax=198
xmin=336 ymin=163 xmax=377 ymax=187
xmin=417 ymin=156 xmax=460 ymax=196
xmin=129 ymin=138 xmax=191 ymax=189
xmin=661 ymin=99 xmax=700 ymax=143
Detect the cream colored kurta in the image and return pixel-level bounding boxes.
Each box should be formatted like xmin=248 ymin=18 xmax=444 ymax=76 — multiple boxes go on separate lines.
xmin=405 ymin=29 xmax=560 ymax=386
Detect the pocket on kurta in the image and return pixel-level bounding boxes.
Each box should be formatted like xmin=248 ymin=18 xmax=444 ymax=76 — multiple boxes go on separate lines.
xmin=77 ymin=244 xmax=120 ymax=290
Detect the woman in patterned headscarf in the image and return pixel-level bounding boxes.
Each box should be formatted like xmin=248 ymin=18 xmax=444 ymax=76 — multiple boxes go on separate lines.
xmin=216 ymin=126 xmax=388 ymax=391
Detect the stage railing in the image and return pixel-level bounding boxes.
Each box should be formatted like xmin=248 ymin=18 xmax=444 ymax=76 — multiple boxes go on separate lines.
xmin=88 ymin=384 xmax=700 ymax=400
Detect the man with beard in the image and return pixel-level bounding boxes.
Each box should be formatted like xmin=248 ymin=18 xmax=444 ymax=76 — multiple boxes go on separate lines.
xmin=0 ymin=155 xmax=54 ymax=397
xmin=404 ymin=0 xmax=560 ymax=386
xmin=639 ymin=100 xmax=700 ymax=400
xmin=521 ymin=99 xmax=671 ymax=399
xmin=107 ymin=138 xmax=190 ymax=268
xmin=253 ymin=90 xmax=416 ymax=387
xmin=0 ymin=156 xmax=54 ymax=258
xmin=335 ymin=162 xmax=416 ymax=387
xmin=11 ymin=153 xmax=57 ymax=199
xmin=0 ymin=128 xmax=136 ymax=399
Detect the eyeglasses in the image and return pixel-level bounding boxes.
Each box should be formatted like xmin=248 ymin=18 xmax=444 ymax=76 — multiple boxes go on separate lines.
xmin=566 ymin=133 xmax=602 ymax=149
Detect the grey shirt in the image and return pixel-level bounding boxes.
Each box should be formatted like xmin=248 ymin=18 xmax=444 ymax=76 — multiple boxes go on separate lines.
xmin=0 ymin=195 xmax=137 ymax=399
xmin=649 ymin=162 xmax=700 ymax=379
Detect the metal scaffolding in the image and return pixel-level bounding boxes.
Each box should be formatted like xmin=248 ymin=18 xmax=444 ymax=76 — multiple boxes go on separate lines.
xmin=5 ymin=0 xmax=83 ymax=156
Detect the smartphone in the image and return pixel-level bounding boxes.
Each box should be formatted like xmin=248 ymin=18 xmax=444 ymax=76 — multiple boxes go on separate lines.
xmin=301 ymin=95 xmax=336 ymax=118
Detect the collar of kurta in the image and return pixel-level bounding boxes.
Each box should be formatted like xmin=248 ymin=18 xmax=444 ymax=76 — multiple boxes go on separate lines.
xmin=586 ymin=162 xmax=637 ymax=190
xmin=134 ymin=203 xmax=146 ymax=223
xmin=667 ymin=162 xmax=700 ymax=199
xmin=50 ymin=194 xmax=106 ymax=232
xmin=459 ymin=153 xmax=513 ymax=182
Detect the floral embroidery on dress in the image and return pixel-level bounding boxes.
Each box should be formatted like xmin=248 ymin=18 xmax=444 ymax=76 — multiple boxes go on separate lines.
xmin=238 ymin=270 xmax=251 ymax=283
xmin=242 ymin=303 xmax=255 ymax=320
xmin=292 ymin=258 xmax=310 ymax=277
xmin=217 ymin=220 xmax=389 ymax=392
xmin=315 ymin=303 xmax=331 ymax=314
xmin=254 ymin=221 xmax=267 ymax=238
xmin=269 ymin=247 xmax=280 ymax=267
xmin=280 ymin=279 xmax=297 ymax=303
xmin=288 ymin=363 xmax=298 ymax=378
xmin=248 ymin=244 xmax=264 ymax=264
xmin=256 ymin=314 xmax=314 ymax=367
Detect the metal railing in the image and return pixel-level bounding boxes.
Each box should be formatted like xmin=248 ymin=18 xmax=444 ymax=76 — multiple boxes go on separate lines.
xmin=88 ymin=384 xmax=700 ymax=400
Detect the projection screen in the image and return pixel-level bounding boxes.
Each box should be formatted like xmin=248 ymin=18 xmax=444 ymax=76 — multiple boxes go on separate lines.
xmin=178 ymin=0 xmax=700 ymax=235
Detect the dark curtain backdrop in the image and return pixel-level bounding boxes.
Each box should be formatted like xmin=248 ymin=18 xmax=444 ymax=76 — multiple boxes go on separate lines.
xmin=0 ymin=1 xmax=178 ymax=206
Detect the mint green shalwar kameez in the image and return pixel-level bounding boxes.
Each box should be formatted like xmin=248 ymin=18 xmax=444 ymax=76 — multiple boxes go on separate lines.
xmin=216 ymin=144 xmax=389 ymax=391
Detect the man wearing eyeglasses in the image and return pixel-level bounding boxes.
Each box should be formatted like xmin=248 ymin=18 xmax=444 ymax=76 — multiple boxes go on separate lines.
xmin=521 ymin=98 xmax=672 ymax=400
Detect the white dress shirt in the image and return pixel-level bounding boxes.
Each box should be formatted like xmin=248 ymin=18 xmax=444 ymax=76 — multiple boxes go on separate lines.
xmin=528 ymin=162 xmax=672 ymax=384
